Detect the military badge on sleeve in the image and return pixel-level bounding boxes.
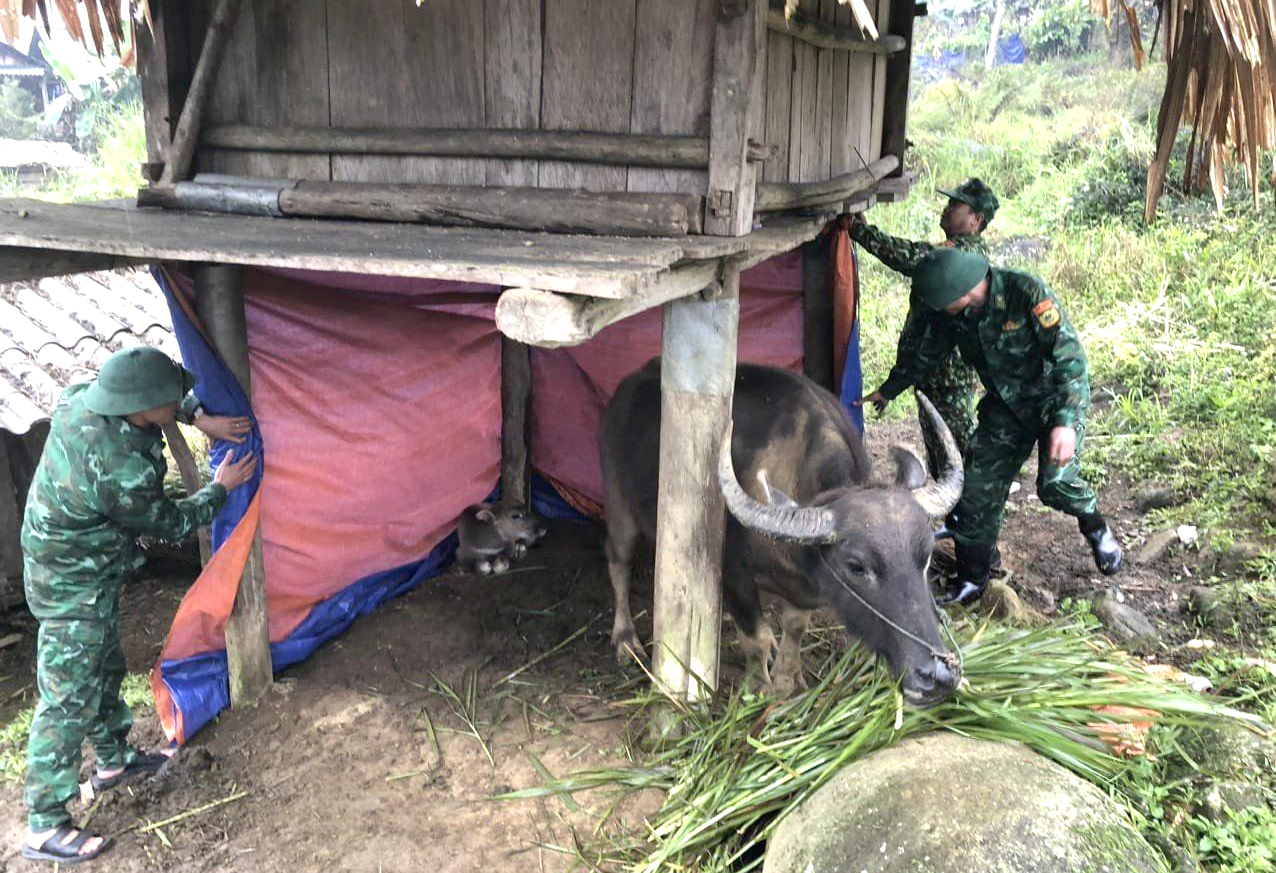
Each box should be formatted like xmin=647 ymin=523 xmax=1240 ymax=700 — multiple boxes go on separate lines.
xmin=1033 ymin=299 xmax=1061 ymax=329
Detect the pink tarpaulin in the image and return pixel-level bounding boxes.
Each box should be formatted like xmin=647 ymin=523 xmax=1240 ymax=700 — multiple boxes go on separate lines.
xmin=155 ymin=253 xmax=804 ymax=735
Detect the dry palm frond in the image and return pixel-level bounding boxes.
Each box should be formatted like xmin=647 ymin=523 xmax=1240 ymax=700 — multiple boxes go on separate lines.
xmin=1143 ymin=0 xmax=1275 ymax=218
xmin=785 ymin=0 xmax=880 ymax=40
xmin=2 ymin=0 xmax=146 ymax=57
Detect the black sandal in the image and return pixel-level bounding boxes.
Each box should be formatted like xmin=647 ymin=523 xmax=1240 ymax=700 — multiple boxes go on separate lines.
xmin=21 ymin=825 xmax=115 ymax=864
xmin=90 ymin=750 xmax=172 ymax=791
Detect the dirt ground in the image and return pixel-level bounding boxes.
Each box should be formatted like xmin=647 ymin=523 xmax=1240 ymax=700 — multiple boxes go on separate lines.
xmin=0 ymin=421 xmax=1195 ymax=873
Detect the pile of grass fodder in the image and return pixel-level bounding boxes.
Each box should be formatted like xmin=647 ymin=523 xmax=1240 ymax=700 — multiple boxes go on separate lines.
xmin=503 ymin=618 xmax=1264 ymax=873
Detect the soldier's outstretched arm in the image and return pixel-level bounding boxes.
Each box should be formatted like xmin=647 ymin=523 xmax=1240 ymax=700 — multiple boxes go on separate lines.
xmin=98 ymin=454 xmax=227 ymax=541
xmin=849 ymin=222 xmax=934 ymax=275
xmin=877 ymin=304 xmax=958 ymax=401
xmin=1025 ymin=278 xmax=1090 ymax=428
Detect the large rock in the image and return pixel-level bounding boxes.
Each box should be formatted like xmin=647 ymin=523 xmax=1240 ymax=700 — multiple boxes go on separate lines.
xmin=1093 ymin=593 xmax=1159 ymax=650
xmin=764 ymin=733 xmax=1164 ymax=873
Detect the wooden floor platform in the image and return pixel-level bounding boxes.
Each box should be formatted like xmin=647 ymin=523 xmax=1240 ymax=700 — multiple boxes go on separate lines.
xmin=0 ymin=199 xmax=829 ymax=299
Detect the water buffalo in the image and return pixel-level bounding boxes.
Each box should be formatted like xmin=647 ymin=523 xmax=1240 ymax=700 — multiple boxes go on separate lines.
xmin=598 ymin=359 xmax=964 ymax=705
xmin=456 ymin=503 xmax=548 ymax=575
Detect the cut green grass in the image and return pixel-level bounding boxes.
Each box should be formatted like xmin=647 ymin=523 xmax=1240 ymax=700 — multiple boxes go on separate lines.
xmin=500 ymin=619 xmax=1264 ymax=873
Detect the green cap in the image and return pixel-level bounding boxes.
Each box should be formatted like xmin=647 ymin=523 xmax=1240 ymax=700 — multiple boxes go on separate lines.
xmin=84 ymin=347 xmax=195 ymax=416
xmin=912 ymin=248 xmax=990 ymax=311
xmin=936 ymin=177 xmax=999 ymax=223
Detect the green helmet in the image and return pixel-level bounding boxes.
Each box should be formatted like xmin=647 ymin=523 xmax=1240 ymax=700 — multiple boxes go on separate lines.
xmin=83 ymin=347 xmax=195 ymax=416
xmin=936 ymin=177 xmax=999 ymax=224
xmin=912 ymin=248 xmax=990 ymax=311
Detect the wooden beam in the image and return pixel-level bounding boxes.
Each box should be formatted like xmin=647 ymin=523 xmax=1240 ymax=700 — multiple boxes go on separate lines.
xmin=652 ymin=258 xmax=740 ymax=701
xmin=801 ymin=236 xmax=835 ymax=390
xmin=705 ymin=0 xmax=768 ymax=237
xmin=160 ymin=421 xmax=212 ymax=565
xmin=0 ymin=246 xmax=146 ymax=284
xmin=500 ymin=337 xmax=532 ymax=507
xmin=766 ymin=4 xmax=906 ymax=54
xmin=201 ymin=124 xmax=778 ymax=169
xmin=0 ymin=197 xmax=772 ymax=298
xmin=191 ymin=263 xmax=271 ymax=708
xmin=495 ymin=260 xmax=721 ymax=348
xmin=140 ymin=179 xmax=705 ymax=237
xmin=880 ymin=0 xmax=920 ymax=174
xmin=754 ymin=154 xmax=898 ymax=210
xmin=160 ymin=0 xmax=245 ymax=185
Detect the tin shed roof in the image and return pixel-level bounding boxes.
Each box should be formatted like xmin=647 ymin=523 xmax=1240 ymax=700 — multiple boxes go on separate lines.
xmin=0 ymin=268 xmax=177 ymax=435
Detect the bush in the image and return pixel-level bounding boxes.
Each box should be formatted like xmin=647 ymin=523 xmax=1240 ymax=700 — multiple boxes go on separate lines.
xmin=0 ymin=80 xmax=40 ymax=139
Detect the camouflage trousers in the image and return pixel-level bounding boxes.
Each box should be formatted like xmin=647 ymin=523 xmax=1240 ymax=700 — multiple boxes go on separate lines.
xmin=25 ymin=617 xmax=137 ymax=831
xmin=949 ymin=394 xmax=1099 ymax=549
xmin=915 ymin=351 xmax=979 ymax=480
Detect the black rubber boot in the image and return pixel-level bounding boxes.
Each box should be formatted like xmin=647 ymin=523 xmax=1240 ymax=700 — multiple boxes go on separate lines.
xmin=1080 ymin=514 xmax=1123 ymax=575
xmin=939 ymin=540 xmax=996 ymax=606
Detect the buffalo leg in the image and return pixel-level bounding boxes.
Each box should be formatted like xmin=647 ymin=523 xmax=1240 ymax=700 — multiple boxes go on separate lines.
xmin=725 ymin=576 xmax=775 ymax=691
xmin=772 ymin=605 xmax=813 ymax=697
xmin=605 ymin=512 xmax=643 ymax=663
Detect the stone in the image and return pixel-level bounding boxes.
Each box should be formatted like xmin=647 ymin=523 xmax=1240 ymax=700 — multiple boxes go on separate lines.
xmin=1213 ymin=541 xmax=1265 ymax=576
xmin=1135 ymin=485 xmax=1178 ymax=513
xmin=1168 ymin=721 xmax=1276 ymax=820
xmin=982 ymin=578 xmax=1042 ymax=625
xmin=1182 ymin=586 xmax=1231 ymax=628
xmin=1093 ymin=593 xmax=1159 ymax=650
xmin=764 ymin=733 xmax=1163 ymax=873
xmin=1135 ymin=529 xmax=1179 ymax=564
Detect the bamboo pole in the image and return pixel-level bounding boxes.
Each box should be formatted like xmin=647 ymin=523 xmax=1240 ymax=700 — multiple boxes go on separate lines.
xmin=201 ymin=125 xmax=777 ymax=168
xmin=139 ymin=179 xmax=704 ymax=237
xmin=160 ymin=422 xmax=212 ymax=564
xmin=766 ymin=6 xmax=906 ymax=54
xmin=754 ymin=155 xmax=898 ymax=211
xmin=159 ymin=0 xmax=245 ymax=185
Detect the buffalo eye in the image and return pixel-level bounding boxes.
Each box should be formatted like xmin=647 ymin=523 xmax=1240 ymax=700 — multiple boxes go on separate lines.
xmin=845 ymin=558 xmax=867 ymax=576
xmin=511 ymin=511 xmax=525 ymax=519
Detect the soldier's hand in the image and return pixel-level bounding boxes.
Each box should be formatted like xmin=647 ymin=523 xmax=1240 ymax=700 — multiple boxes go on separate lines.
xmin=853 ymin=391 xmax=889 ymax=415
xmin=214 ymin=451 xmax=258 ymax=490
xmin=1047 ymin=426 xmax=1077 ymax=465
xmin=196 ymin=414 xmax=252 ymax=444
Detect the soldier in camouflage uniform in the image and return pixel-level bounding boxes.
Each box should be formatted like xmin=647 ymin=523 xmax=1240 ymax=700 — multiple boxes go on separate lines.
xmin=860 ymin=249 xmax=1123 ymax=606
xmin=850 ymin=178 xmax=999 ymax=479
xmin=20 ymin=347 xmax=256 ymax=864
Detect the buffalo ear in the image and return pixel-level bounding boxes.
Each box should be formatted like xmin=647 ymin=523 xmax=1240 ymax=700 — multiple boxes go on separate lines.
xmin=756 ymin=469 xmax=800 ymax=509
xmin=475 ymin=508 xmax=496 ymax=523
xmin=890 ymin=446 xmax=927 ymax=490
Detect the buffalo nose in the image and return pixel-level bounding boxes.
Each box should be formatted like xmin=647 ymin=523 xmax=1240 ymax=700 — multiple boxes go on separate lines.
xmin=915 ymin=656 xmax=960 ymax=692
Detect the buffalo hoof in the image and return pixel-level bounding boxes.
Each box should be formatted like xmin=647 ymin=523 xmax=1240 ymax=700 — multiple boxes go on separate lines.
xmin=612 ymin=631 xmax=647 ymax=668
xmin=771 ymin=664 xmax=808 ymax=698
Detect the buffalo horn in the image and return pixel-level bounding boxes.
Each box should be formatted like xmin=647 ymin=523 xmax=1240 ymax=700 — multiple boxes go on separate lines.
xmin=911 ymin=391 xmax=965 ymax=518
xmin=717 ymin=424 xmax=837 ymax=544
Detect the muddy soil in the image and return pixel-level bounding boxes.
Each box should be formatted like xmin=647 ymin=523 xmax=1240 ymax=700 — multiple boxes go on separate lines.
xmin=0 ymin=421 xmax=1198 ymax=873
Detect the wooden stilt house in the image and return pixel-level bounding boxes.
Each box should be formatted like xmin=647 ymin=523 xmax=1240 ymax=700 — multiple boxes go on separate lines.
xmin=0 ymin=0 xmax=922 ymax=712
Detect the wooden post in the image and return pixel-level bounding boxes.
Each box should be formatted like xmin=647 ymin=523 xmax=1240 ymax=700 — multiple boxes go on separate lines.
xmin=801 ymin=237 xmax=835 ymax=390
xmin=500 ymin=337 xmax=532 ymax=508
xmin=652 ymin=258 xmax=740 ymax=701
xmin=160 ymin=0 xmax=244 ymax=185
xmin=880 ymin=0 xmax=920 ymax=175
xmin=160 ymin=421 xmax=213 ymax=564
xmin=192 ymin=263 xmax=272 ymax=708
xmin=705 ymin=0 xmax=767 ymax=236
xmin=135 ymin=0 xmax=189 ymax=173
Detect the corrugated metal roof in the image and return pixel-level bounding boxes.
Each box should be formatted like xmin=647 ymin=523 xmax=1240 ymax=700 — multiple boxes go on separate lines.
xmin=0 ymin=268 xmax=178 ymax=435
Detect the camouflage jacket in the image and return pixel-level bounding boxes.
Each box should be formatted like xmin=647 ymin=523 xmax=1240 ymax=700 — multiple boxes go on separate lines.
xmin=849 ymin=223 xmax=987 ymax=276
xmin=878 ymin=268 xmax=1090 ymax=430
xmin=21 ymin=383 xmax=226 ymax=621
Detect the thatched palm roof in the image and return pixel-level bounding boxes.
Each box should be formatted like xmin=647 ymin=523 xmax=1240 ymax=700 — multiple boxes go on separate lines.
xmin=3 ymin=0 xmax=1271 ymax=219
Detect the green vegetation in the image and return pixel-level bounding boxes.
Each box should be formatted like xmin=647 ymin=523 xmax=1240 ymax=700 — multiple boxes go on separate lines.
xmin=858 ymin=57 xmax=1276 ymax=545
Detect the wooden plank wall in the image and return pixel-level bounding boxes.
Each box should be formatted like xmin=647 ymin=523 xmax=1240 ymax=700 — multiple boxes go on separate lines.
xmin=182 ymin=0 xmax=898 ymax=193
